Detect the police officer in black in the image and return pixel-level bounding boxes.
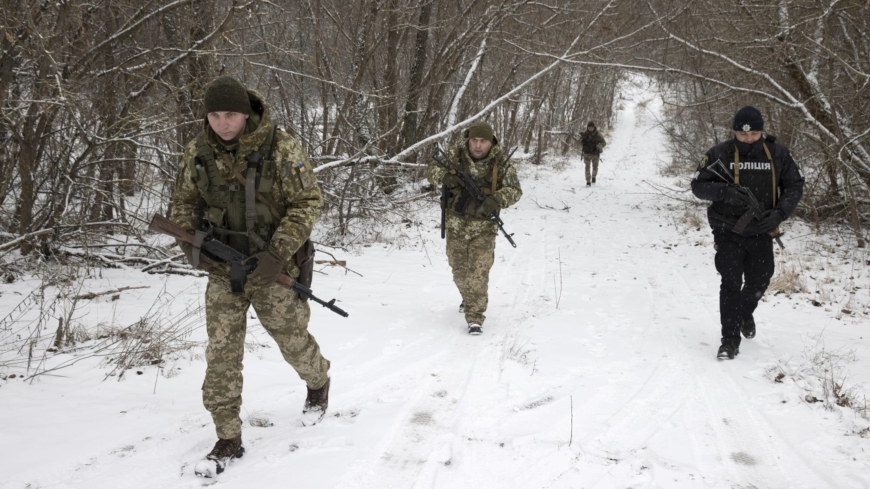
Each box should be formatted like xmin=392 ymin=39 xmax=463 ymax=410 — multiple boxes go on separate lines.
xmin=691 ymin=106 xmax=804 ymax=359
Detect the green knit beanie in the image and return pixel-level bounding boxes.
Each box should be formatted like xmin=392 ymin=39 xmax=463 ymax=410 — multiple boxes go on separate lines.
xmin=468 ymin=120 xmax=495 ymax=143
xmin=203 ymin=76 xmax=252 ymax=115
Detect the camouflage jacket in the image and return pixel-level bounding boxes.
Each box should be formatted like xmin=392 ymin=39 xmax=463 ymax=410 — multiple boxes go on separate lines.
xmin=170 ymin=89 xmax=322 ymax=278
xmin=580 ymin=129 xmax=606 ymax=155
xmin=426 ymin=138 xmax=522 ymax=239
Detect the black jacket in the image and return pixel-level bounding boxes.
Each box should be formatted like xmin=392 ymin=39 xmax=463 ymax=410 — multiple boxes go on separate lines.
xmin=691 ymin=136 xmax=804 ymax=236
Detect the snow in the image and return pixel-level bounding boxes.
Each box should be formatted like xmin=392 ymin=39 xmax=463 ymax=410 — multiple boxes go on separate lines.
xmin=2 ymin=81 xmax=869 ymax=489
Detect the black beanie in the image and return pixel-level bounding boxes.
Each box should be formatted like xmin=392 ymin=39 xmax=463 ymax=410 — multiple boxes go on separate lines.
xmin=467 ymin=120 xmax=495 ymax=143
xmin=587 ymin=121 xmax=596 ymax=128
xmin=203 ymin=76 xmax=252 ymax=115
xmin=733 ymin=106 xmax=763 ymax=132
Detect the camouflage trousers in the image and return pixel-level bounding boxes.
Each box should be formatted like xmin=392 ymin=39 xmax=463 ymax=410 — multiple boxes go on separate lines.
xmin=203 ymin=275 xmax=330 ymax=439
xmin=584 ymin=153 xmax=600 ymax=182
xmin=446 ymin=232 xmax=497 ymax=325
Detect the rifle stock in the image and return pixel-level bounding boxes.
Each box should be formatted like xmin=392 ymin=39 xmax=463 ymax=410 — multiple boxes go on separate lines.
xmin=149 ymin=214 xmax=349 ymax=317
xmin=149 ymin=214 xmax=195 ymax=244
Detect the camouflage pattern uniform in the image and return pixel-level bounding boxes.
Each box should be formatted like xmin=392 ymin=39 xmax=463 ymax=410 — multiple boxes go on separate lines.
xmin=171 ymin=89 xmax=329 ymax=440
xmin=426 ymin=136 xmax=522 ymax=325
xmin=580 ymin=125 xmax=606 ymax=183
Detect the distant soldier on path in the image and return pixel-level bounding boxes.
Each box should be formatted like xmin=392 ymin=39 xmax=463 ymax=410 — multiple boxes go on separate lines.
xmin=691 ymin=106 xmax=804 ymax=360
xmin=170 ymin=76 xmax=331 ymax=476
xmin=427 ymin=121 xmax=522 ymax=335
xmin=580 ymin=121 xmax=606 ymax=186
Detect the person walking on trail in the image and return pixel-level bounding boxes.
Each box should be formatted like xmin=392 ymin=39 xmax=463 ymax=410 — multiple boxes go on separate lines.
xmin=426 ymin=121 xmax=522 ymax=335
xmin=691 ymin=106 xmax=804 ymax=360
xmin=170 ymin=76 xmax=332 ymax=476
xmin=580 ymin=121 xmax=606 ymax=186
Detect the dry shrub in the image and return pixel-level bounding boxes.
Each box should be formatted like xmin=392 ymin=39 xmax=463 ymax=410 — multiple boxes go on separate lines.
xmin=769 ymin=262 xmax=807 ymax=294
xmin=676 ymin=207 xmax=705 ymax=231
xmin=771 ymin=335 xmax=869 ymax=434
xmin=246 ymin=410 xmax=274 ymax=428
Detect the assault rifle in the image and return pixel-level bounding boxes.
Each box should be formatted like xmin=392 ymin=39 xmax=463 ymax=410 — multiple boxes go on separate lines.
xmin=706 ymin=159 xmax=785 ymax=250
xmin=149 ymin=214 xmax=349 ymax=317
xmin=432 ymin=147 xmax=517 ymax=248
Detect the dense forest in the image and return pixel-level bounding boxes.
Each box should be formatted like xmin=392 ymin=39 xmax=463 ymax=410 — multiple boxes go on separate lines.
xmin=1 ymin=0 xmax=868 ymax=269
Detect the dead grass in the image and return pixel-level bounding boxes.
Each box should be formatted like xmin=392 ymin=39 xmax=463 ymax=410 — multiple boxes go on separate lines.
xmin=770 ymin=334 xmax=869 ymax=435
xmin=769 ymin=262 xmax=808 ymax=295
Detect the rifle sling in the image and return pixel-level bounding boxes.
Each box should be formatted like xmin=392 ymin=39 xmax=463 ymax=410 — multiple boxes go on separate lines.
xmin=490 ymin=158 xmax=498 ymax=195
xmin=245 ymin=166 xmax=267 ymax=250
xmin=732 ymin=141 xmax=779 ymax=236
xmin=733 ymin=148 xmax=740 ymax=185
xmin=228 ymin=168 xmax=282 ymax=218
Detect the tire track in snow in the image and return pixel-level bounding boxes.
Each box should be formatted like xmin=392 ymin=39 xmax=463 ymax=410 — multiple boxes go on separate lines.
xmin=419 ymin=200 xmax=555 ymax=489
xmin=336 ymin=218 xmax=540 ymax=488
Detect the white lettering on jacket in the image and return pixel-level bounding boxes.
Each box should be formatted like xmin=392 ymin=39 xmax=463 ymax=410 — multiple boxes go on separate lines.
xmin=730 ymin=162 xmax=771 ymax=171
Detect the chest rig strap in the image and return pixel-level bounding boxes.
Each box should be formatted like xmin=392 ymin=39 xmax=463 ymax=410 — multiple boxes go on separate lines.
xmin=223 ymin=126 xmax=281 ymax=251
xmin=733 ymin=141 xmax=780 ymax=236
xmin=733 ymin=142 xmax=776 ymax=206
xmin=490 ymin=157 xmax=499 ymax=195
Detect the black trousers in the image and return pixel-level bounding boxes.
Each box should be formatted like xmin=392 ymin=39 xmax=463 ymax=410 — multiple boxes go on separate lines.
xmin=713 ymin=232 xmax=775 ymax=344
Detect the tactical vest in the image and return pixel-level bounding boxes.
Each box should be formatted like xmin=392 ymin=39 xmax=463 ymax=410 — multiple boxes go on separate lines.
xmin=447 ymin=151 xmax=501 ymax=219
xmin=189 ymin=128 xmax=286 ymax=256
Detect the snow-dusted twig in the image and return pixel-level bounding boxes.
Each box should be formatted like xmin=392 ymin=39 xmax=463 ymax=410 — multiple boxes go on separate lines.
xmin=73 ymin=286 xmax=150 ymax=301
xmin=446 ymin=20 xmax=493 ymax=128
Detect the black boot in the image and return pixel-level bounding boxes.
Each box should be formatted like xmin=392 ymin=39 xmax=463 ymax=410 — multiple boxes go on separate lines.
xmin=301 ymin=376 xmax=330 ymax=426
xmin=458 ymin=301 xmax=465 ymax=313
xmin=717 ymin=340 xmax=740 ymax=360
xmin=586 ymin=181 xmax=591 ymax=187
xmin=741 ymin=316 xmax=756 ymax=339
xmin=195 ymin=435 xmax=244 ymax=477
xmin=592 ymin=177 xmax=596 ymax=184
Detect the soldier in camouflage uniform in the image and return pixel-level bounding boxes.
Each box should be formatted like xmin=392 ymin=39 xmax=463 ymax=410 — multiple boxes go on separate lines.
xmin=170 ymin=76 xmax=330 ymax=473
xmin=426 ymin=121 xmax=522 ymax=335
xmin=580 ymin=121 xmax=606 ymax=186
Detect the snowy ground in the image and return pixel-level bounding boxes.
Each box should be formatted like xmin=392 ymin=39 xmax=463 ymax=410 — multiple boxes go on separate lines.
xmin=2 ymin=81 xmax=869 ymax=489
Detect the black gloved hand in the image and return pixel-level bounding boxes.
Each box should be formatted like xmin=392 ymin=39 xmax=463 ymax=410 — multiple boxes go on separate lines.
xmin=756 ymin=209 xmax=784 ymax=234
xmin=478 ymin=196 xmax=500 ymax=217
xmin=443 ymin=173 xmax=464 ymax=188
xmin=180 ymin=242 xmax=217 ymax=271
xmin=246 ymin=249 xmax=285 ymax=286
xmin=722 ymin=185 xmax=753 ymax=207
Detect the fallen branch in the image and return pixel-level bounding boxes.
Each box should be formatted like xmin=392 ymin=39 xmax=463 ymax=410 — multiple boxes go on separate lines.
xmin=0 ymin=229 xmax=55 ymax=252
xmin=315 ymin=249 xmax=363 ymax=277
xmin=531 ymin=198 xmax=571 ymax=212
xmin=73 ymin=286 xmax=150 ymax=300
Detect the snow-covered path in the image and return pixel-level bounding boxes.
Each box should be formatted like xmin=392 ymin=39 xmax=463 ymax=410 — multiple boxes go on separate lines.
xmin=2 ymin=81 xmax=869 ymax=489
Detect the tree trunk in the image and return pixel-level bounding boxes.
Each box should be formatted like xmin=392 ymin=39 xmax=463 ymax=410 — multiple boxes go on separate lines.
xmin=400 ymin=0 xmax=433 ymax=151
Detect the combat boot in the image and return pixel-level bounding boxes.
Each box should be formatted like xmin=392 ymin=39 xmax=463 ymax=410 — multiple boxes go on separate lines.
xmin=741 ymin=316 xmax=756 ymax=339
xmin=194 ymin=435 xmax=244 ymax=477
xmin=458 ymin=301 xmax=465 ymax=313
xmin=301 ymin=376 xmax=330 ymax=426
xmin=717 ymin=339 xmax=739 ymax=360
xmin=467 ymin=322 xmax=483 ymax=335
